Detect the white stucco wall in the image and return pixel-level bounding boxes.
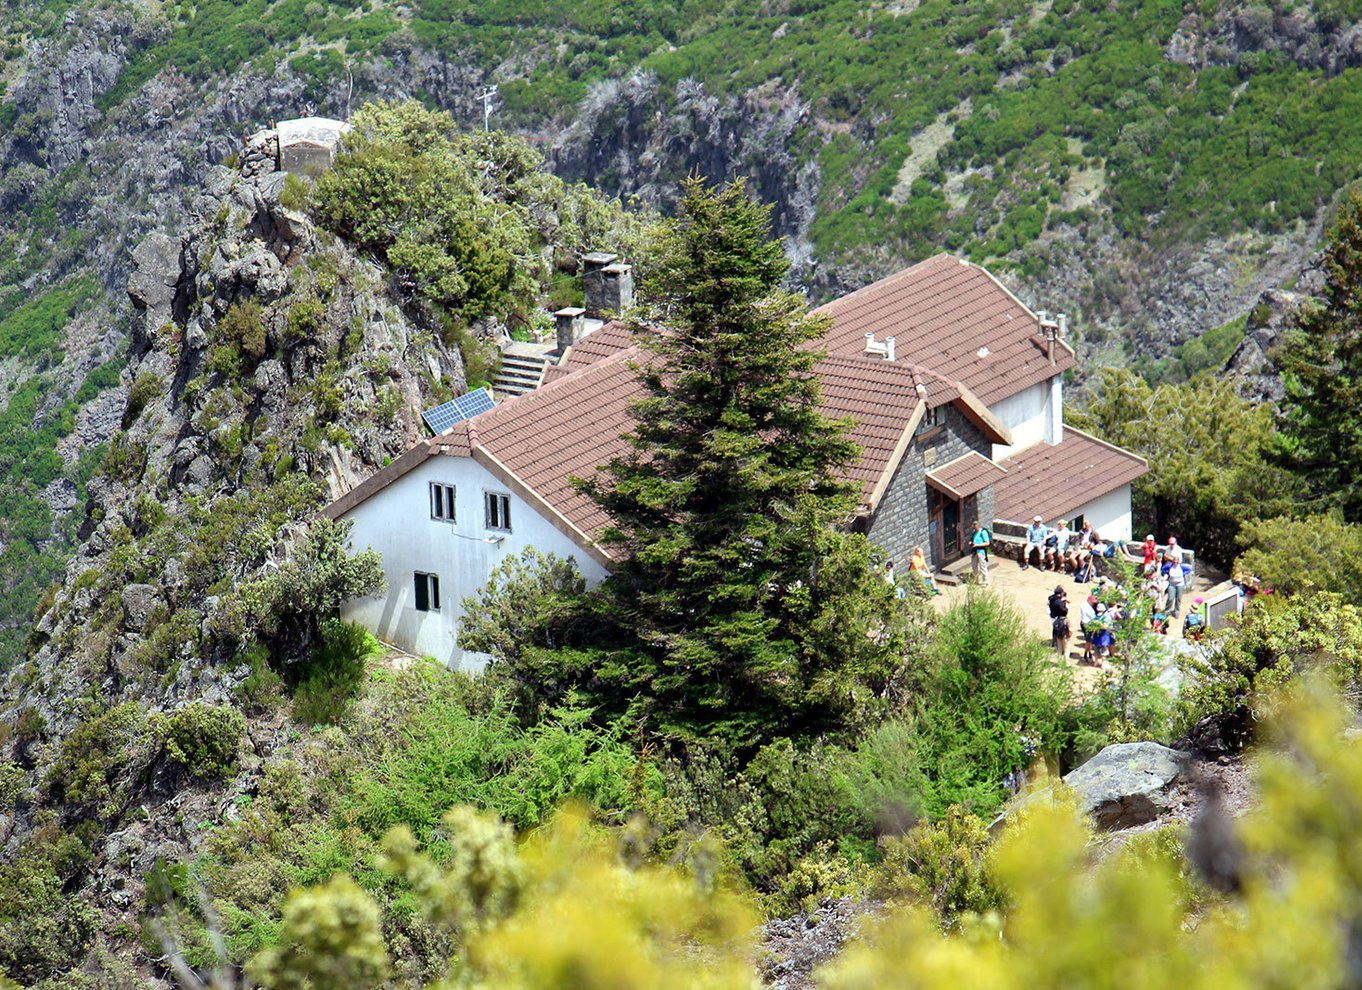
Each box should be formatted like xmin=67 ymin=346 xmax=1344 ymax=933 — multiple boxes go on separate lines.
xmin=989 ymin=377 xmax=1060 ymax=459
xmin=337 ymin=456 xmax=609 ymax=672
xmin=1068 ymin=484 xmax=1133 ymax=543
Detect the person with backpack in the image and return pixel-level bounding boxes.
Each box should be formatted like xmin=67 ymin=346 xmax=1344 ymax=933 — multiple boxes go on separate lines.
xmin=1049 ymin=586 xmax=1071 ymax=658
xmin=971 ymin=521 xmax=992 ymax=586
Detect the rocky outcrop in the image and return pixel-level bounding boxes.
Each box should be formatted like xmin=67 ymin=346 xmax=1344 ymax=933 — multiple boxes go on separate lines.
xmin=0 ymin=155 xmax=467 ymax=981
xmin=553 ymin=73 xmax=821 ymax=270
xmin=1223 ymin=285 xmax=1313 ymax=405
xmin=1063 ymin=742 xmax=1191 ymax=830
xmin=1165 ymin=4 xmax=1362 ymax=74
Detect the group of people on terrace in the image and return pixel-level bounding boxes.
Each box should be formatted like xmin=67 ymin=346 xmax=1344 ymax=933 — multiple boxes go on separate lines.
xmin=1019 ymin=515 xmax=1141 ymax=580
xmin=1042 ymin=527 xmax=1207 ymax=664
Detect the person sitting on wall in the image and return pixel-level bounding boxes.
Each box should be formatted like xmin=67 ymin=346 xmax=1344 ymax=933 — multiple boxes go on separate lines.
xmin=1042 ymin=526 xmax=1061 ymax=570
xmin=1057 ymin=520 xmax=1081 ymax=572
xmin=1046 ymin=520 xmax=1074 ymax=571
xmin=1022 ymin=515 xmax=1048 ymax=570
xmin=909 ymin=545 xmax=940 ymax=596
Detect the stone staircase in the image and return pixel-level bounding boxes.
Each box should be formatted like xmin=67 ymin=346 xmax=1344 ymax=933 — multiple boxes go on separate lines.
xmin=932 ymin=556 xmax=976 ymax=587
xmin=493 ymin=342 xmax=553 ymax=398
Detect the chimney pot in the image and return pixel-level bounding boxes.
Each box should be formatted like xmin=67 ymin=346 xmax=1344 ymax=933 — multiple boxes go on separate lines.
xmin=886 ymin=336 xmax=896 ymax=362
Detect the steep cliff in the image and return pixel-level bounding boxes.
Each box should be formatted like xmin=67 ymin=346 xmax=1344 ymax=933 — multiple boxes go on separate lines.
xmin=0 ymin=147 xmax=463 ymax=986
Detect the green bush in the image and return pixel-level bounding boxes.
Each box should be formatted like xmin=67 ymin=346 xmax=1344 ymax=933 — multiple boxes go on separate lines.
xmin=286 ymin=295 xmax=326 ymax=341
xmin=288 ymin=620 xmax=380 ymax=726
xmin=43 ymin=702 xmax=146 ymax=818
xmin=1178 ymin=592 xmax=1362 ymax=745
xmin=220 ymin=298 xmax=268 ymax=359
xmin=150 ymin=702 xmax=246 ymax=779
xmin=0 ymin=831 xmax=100 ymax=985
xmin=122 ymin=370 xmax=162 ymax=428
xmin=1236 ymin=514 xmax=1362 ymax=602
xmin=895 ymin=589 xmax=1070 ymax=818
xmin=869 ymin=807 xmax=1004 ymax=926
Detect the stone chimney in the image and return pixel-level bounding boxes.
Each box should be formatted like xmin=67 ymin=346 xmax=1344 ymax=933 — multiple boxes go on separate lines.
xmin=555 ymin=307 xmax=586 ymax=353
xmin=583 ymin=251 xmax=633 ymax=319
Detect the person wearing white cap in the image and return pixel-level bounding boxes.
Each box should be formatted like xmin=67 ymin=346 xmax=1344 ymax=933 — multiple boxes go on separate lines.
xmin=1022 ymin=515 xmax=1048 ymax=570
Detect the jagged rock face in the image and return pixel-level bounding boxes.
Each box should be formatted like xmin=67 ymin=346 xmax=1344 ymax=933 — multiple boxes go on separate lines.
xmin=1224 ymin=286 xmax=1309 ymax=405
xmin=0 ymin=159 xmax=465 ymax=967
xmin=1165 ymin=4 xmax=1362 ymax=74
xmin=552 ymin=72 xmax=822 ymax=270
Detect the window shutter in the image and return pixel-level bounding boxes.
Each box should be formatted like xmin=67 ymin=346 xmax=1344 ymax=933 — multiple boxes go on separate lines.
xmin=430 ymin=575 xmax=440 ymax=611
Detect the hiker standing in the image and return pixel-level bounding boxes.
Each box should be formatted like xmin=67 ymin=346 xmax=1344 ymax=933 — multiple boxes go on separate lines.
xmin=1049 ymin=586 xmax=1071 ymax=658
xmin=971 ymin=521 xmax=991 ymax=586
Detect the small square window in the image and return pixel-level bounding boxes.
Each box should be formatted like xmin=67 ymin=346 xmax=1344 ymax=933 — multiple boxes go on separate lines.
xmin=484 ymin=492 xmax=512 ymax=532
xmin=414 ymin=572 xmax=440 ymax=612
xmin=430 ymin=482 xmax=456 ymax=522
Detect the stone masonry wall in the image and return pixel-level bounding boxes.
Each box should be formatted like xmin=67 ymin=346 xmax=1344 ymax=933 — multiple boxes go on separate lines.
xmin=868 ymin=404 xmax=995 ymax=570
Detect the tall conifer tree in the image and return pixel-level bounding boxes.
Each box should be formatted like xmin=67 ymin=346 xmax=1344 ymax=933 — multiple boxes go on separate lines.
xmin=579 ymin=178 xmax=907 ymax=746
xmin=1279 ymin=187 xmax=1362 ymax=521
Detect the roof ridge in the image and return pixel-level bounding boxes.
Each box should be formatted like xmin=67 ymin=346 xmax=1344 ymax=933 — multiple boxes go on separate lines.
xmin=812 ymin=252 xmax=955 ymax=314
xmin=1062 ymin=425 xmax=1150 ymax=467
xmin=475 ymin=343 xmax=645 ymax=425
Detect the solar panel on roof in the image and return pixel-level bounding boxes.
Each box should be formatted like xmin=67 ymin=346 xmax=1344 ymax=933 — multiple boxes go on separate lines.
xmin=421 ymin=386 xmax=495 ymax=434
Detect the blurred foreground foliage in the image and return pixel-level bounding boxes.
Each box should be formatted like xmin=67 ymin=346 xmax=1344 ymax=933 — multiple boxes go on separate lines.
xmin=233 ymin=683 xmax=1362 ymax=990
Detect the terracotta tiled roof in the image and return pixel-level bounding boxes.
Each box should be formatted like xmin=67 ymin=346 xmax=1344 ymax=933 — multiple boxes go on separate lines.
xmin=465 ymin=349 xmax=642 ymax=541
xmin=813 ymin=253 xmax=1075 ymax=406
xmin=327 ymin=342 xmax=992 ymax=544
xmin=542 ymin=321 xmax=634 ymax=383
xmin=992 ymin=427 xmax=1149 ymax=525
xmin=925 ymin=452 xmax=1008 ymax=500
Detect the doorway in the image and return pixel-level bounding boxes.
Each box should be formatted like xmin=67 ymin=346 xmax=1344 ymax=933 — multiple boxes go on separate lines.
xmin=928 ymin=485 xmax=964 ymax=566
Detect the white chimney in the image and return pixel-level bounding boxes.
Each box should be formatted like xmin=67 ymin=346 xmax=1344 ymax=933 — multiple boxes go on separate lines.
xmin=1038 ymin=309 xmax=1060 ymax=366
xmin=863 ymin=332 xmax=896 ymax=361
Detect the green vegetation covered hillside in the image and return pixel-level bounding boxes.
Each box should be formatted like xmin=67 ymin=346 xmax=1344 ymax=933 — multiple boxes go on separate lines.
xmin=18 ymin=0 xmax=1362 ymax=275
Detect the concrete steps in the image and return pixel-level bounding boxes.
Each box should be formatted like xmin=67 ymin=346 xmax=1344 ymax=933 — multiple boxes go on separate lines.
xmin=493 ymin=350 xmax=550 ymax=398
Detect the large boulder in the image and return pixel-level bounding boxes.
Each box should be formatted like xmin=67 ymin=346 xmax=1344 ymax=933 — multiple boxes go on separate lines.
xmin=1063 ymin=742 xmax=1190 ymax=829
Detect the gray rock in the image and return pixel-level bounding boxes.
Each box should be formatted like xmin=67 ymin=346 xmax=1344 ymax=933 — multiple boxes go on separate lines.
xmin=1063 ymin=742 xmax=1190 ymax=830
xmin=184 ymin=454 xmax=216 ymax=491
xmin=121 ymin=583 xmax=162 ymax=632
xmin=127 ymin=232 xmax=183 ymax=333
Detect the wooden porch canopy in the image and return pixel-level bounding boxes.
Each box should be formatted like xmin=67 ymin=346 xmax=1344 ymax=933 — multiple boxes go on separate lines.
xmin=925 ymin=451 xmax=1008 ymax=501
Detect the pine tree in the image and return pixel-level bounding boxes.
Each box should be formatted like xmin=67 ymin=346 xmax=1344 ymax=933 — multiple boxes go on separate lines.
xmin=578 ymin=177 xmax=906 ymax=747
xmin=1279 ymin=187 xmax=1362 ymax=521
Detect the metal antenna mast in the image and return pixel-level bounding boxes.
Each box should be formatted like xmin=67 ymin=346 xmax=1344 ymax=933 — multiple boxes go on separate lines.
xmin=478 ymin=85 xmax=498 ymax=132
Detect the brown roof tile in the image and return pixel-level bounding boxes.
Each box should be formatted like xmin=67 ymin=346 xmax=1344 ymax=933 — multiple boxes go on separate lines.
xmin=542 ymin=320 xmax=635 ymax=383
xmin=813 ymin=253 xmax=1075 ymax=406
xmin=926 ymin=452 xmax=1008 ymax=500
xmin=992 ymin=427 xmax=1149 ymax=525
